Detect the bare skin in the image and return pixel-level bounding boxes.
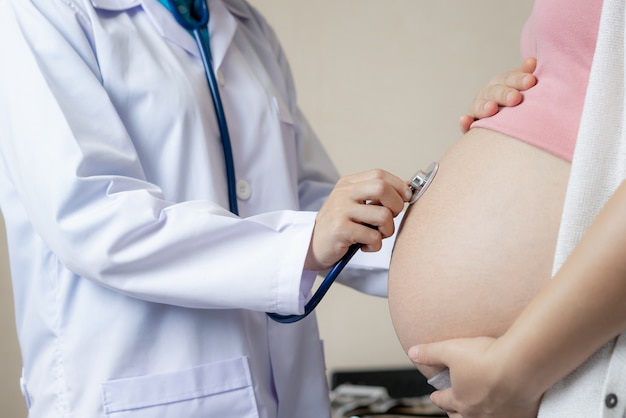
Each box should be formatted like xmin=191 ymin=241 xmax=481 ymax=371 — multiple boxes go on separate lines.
xmin=459 ymin=58 xmax=537 ymax=134
xmin=411 ymin=181 xmax=626 ymax=417
xmin=309 ymin=59 xmax=538 ymax=274
xmin=388 ymin=127 xmax=570 ymax=379
xmin=306 ymin=169 xmax=411 ymax=271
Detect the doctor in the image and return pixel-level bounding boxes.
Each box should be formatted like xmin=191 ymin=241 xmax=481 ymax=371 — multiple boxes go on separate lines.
xmin=0 ymin=0 xmax=532 ymax=417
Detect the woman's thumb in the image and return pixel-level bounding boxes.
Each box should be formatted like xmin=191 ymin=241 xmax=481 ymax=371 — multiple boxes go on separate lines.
xmin=408 ymin=342 xmax=446 ymax=367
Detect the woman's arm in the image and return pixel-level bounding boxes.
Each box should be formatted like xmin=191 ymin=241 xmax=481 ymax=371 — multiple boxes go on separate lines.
xmin=410 ymin=179 xmax=626 ymax=417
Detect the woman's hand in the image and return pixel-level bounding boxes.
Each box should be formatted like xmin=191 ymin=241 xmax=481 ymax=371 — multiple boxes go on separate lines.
xmin=460 ymin=57 xmax=537 ymax=133
xmin=305 ymin=169 xmax=411 ymax=271
xmin=408 ymin=337 xmax=542 ymax=418
xmin=406 ymin=182 xmax=626 ymax=418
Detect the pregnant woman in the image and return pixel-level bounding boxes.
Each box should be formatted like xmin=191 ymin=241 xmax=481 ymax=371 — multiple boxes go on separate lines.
xmin=388 ymin=0 xmax=602 ymax=381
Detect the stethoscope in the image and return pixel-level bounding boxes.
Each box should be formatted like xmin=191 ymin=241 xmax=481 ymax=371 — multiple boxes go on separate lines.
xmin=267 ymin=162 xmax=438 ymax=323
xmin=162 ymin=0 xmax=439 ymax=323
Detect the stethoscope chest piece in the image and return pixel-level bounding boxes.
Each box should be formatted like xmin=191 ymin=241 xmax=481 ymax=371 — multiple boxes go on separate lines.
xmin=408 ymin=162 xmax=438 ymax=204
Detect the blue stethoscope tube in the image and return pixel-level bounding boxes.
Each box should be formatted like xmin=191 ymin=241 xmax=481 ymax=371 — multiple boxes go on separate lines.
xmin=165 ymin=0 xmax=239 ymax=215
xmin=163 ymin=0 xmax=439 ymax=324
xmin=266 ymin=243 xmax=362 ymax=324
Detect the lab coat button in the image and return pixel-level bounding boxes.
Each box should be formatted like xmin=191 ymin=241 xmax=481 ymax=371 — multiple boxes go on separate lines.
xmin=236 ymin=179 xmax=252 ymax=200
xmin=217 ymin=69 xmax=225 ymax=86
xmin=606 ymin=393 xmax=618 ymax=409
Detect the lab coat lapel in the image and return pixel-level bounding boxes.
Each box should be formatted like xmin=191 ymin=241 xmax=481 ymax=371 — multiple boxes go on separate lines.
xmin=139 ymin=0 xmax=199 ymax=56
xmin=90 ymin=0 xmax=196 ymax=58
xmin=207 ymin=0 xmax=240 ymax=70
xmin=92 ymin=0 xmax=244 ymax=70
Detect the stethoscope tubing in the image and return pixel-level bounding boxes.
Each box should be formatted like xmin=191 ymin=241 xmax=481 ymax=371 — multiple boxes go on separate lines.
xmin=193 ymin=28 xmax=239 ymax=215
xmin=266 ymin=243 xmax=362 ymax=324
xmin=167 ymin=0 xmax=239 ymax=215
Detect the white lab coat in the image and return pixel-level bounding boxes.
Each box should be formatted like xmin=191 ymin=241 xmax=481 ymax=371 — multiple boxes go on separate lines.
xmin=0 ymin=0 xmax=391 ymax=416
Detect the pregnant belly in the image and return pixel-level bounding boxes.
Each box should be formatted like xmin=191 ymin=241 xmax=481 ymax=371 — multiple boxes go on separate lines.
xmin=388 ymin=128 xmax=570 ymax=376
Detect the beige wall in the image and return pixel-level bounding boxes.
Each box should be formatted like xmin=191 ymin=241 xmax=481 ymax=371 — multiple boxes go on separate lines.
xmin=248 ymin=0 xmax=534 ymax=374
xmin=0 ymin=217 xmax=22 ymax=416
xmin=0 ymin=1 xmax=533 ymax=415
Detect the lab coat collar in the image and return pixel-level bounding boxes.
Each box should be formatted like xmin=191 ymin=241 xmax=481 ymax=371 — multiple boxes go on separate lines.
xmin=221 ymin=0 xmax=252 ymax=20
xmin=90 ymin=0 xmax=141 ymax=10
xmin=90 ymin=0 xmax=248 ymax=70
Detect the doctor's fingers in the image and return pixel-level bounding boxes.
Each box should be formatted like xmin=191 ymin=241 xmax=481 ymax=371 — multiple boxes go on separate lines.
xmin=349 ymin=202 xmax=397 ymax=242
xmin=335 ymin=175 xmax=411 ymax=217
xmin=309 ymin=209 xmax=387 ymax=269
xmin=319 ymin=203 xmax=394 ymax=243
xmin=333 ymin=217 xmax=387 ymax=254
xmin=338 ymin=169 xmax=412 ymax=207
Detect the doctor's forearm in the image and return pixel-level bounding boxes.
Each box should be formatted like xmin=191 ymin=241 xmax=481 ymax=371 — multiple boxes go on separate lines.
xmin=499 ymin=180 xmax=626 ymax=397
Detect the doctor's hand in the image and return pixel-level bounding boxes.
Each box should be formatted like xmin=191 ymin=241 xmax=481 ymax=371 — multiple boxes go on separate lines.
xmin=460 ymin=57 xmax=537 ymax=133
xmin=408 ymin=337 xmax=542 ymax=418
xmin=305 ymin=169 xmax=411 ymax=272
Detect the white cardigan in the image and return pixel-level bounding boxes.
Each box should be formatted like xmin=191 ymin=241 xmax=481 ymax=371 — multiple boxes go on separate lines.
xmin=538 ymin=0 xmax=626 ymax=416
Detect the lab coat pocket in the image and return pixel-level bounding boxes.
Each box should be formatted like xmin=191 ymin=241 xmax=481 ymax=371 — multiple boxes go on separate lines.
xmin=272 ymin=96 xmax=298 ymax=180
xmin=272 ymin=96 xmax=295 ymax=139
xmin=101 ymin=357 xmax=259 ymax=418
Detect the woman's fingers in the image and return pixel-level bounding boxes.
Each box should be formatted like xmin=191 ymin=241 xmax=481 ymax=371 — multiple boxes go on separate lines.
xmin=460 ymin=57 xmax=537 ymax=133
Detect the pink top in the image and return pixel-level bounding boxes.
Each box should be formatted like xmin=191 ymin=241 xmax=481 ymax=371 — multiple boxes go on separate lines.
xmin=472 ymin=0 xmax=603 ymax=162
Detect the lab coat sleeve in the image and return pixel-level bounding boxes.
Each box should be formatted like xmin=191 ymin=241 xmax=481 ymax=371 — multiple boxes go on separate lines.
xmin=0 ymin=0 xmax=318 ymax=315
